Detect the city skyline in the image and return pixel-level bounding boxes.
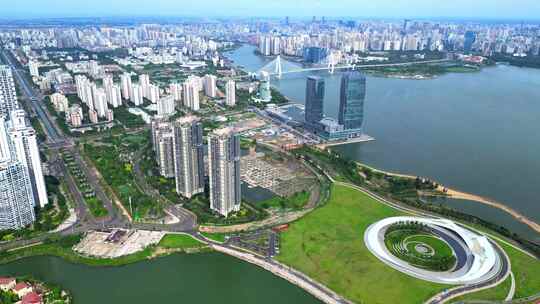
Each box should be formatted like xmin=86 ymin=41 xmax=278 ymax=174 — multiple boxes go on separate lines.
xmin=2 ymin=0 xmax=540 ymax=20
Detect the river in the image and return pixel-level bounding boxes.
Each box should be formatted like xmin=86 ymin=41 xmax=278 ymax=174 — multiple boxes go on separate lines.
xmin=227 ymin=44 xmax=540 ymax=242
xmin=0 ymin=254 xmax=321 ymax=304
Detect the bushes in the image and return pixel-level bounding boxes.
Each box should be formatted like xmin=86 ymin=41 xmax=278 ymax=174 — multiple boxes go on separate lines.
xmin=384 ymin=224 xmax=456 ymax=271
xmin=83 ymin=138 xmax=158 ymax=219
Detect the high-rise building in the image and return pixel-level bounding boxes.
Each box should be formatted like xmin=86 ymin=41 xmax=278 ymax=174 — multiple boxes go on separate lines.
xmin=130 ymin=84 xmax=143 ymax=106
xmin=303 ymin=47 xmax=328 ymax=63
xmin=464 ymin=31 xmax=477 ymax=54
xmin=106 ymin=109 xmax=114 ymax=122
xmin=75 ymin=75 xmax=94 ymax=111
xmin=203 ymin=74 xmax=217 ymax=98
xmin=259 ymin=36 xmax=273 ymax=56
xmin=182 ymin=80 xmax=200 ymax=111
xmin=66 ymin=105 xmax=83 ymax=127
xmin=225 ymin=80 xmax=236 ymax=107
xmin=149 ymin=84 xmax=160 ymax=104
xmin=103 ymin=75 xmax=121 ymax=108
xmin=338 ymin=71 xmax=366 ymax=131
xmin=157 ymin=95 xmax=175 ymax=116
xmin=259 ymin=71 xmax=272 ymax=102
xmin=93 ymin=88 xmax=108 ymax=118
xmin=88 ymin=109 xmax=99 ymax=124
xmin=173 ymin=116 xmax=204 ymax=198
xmin=50 ymin=93 xmax=69 ymax=113
xmin=0 ymin=66 xmax=20 ymax=119
xmin=120 ymin=73 xmax=132 ymax=100
xmin=139 ymin=74 xmax=150 ymax=98
xmin=152 ymin=119 xmax=175 ymax=178
xmin=110 ymin=85 xmax=122 ymax=108
xmin=89 ymin=60 xmax=100 ymax=76
xmin=0 ymin=117 xmax=36 ymax=230
xmin=7 ymin=110 xmax=48 ymax=207
xmin=28 ymin=61 xmax=39 ymax=78
xmin=169 ymin=83 xmax=182 ymax=104
xmin=305 ymin=76 xmax=325 ymax=129
xmin=208 ymin=127 xmax=241 ymax=217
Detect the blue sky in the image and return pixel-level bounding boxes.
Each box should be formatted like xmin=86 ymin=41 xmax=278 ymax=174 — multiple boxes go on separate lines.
xmin=3 ymin=0 xmax=540 ymax=19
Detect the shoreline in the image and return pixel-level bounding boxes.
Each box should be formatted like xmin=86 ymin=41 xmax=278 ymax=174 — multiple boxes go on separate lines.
xmin=226 ymin=45 xmax=539 ymax=239
xmin=354 ymin=161 xmax=540 ymax=236
xmin=0 ymin=186 xmax=537 ymax=304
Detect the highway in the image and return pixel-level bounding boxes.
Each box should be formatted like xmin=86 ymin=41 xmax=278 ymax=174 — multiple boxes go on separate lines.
xmin=0 ymin=49 xmax=64 ymax=144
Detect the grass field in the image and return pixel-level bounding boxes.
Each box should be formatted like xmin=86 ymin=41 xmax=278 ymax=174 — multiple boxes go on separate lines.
xmin=86 ymin=197 xmax=108 ymax=218
xmin=453 ymin=241 xmax=540 ymax=302
xmin=258 ymin=191 xmax=311 ymax=210
xmin=500 ymin=243 xmax=540 ymax=298
xmin=450 ymin=275 xmax=511 ymax=303
xmin=385 ymin=229 xmax=455 ymax=271
xmin=0 ymin=236 xmax=155 ymax=267
xmin=276 ymin=184 xmax=449 ymax=304
xmin=201 ymin=232 xmax=228 ymax=243
xmin=158 ymin=234 xmax=205 ymax=249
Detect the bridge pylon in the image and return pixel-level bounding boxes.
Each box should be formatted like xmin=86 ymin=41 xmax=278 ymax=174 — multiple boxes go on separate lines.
xmin=275 ymin=55 xmax=283 ymax=79
xmin=326 ymin=52 xmax=337 ymax=74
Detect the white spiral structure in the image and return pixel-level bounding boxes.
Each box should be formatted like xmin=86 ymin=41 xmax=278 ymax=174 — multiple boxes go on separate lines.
xmin=364 ymin=216 xmax=502 ymax=285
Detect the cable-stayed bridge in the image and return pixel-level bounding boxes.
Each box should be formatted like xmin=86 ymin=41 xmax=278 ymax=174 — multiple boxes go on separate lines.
xmin=237 ymin=53 xmax=451 ymax=80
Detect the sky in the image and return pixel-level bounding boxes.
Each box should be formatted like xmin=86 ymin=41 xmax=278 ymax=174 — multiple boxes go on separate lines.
xmin=2 ymin=0 xmax=540 ymax=20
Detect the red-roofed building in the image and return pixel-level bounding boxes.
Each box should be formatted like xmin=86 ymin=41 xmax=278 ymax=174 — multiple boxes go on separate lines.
xmin=0 ymin=277 xmax=16 ymax=291
xmin=21 ymin=291 xmax=43 ymax=304
xmin=13 ymin=282 xmax=32 ymax=297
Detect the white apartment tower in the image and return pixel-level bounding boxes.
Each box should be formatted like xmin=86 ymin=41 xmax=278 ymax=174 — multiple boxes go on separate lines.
xmin=120 ymin=73 xmax=132 ymax=100
xmin=169 ymin=83 xmax=182 ymax=104
xmin=149 ymin=84 xmax=160 ymax=104
xmin=139 ymin=74 xmax=150 ymax=98
xmin=182 ymin=80 xmax=200 ymax=111
xmin=225 ymin=80 xmax=236 ymax=107
xmin=0 ymin=66 xmax=20 ymax=119
xmin=173 ymin=116 xmax=205 ymax=198
xmin=28 ymin=61 xmax=40 ymax=78
xmin=152 ymin=120 xmax=175 ymax=178
xmin=130 ymin=84 xmax=143 ymax=106
xmin=204 ymin=74 xmax=217 ymax=98
xmin=0 ymin=117 xmax=36 ymax=230
xmin=93 ymin=88 xmax=108 ymax=118
xmin=7 ymin=110 xmax=48 ymax=208
xmin=157 ymin=95 xmax=175 ymax=116
xmin=208 ymin=127 xmax=241 ymax=217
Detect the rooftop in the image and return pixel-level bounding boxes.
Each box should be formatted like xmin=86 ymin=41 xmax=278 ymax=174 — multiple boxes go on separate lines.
xmin=176 ymin=115 xmax=200 ymax=125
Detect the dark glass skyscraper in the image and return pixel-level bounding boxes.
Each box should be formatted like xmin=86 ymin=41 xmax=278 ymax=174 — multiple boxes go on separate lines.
xmin=305 ymin=76 xmax=325 ymax=128
xmin=302 ymin=47 xmax=328 ymax=64
xmin=464 ymin=31 xmax=476 ymax=54
xmin=338 ymin=71 xmax=366 ymax=130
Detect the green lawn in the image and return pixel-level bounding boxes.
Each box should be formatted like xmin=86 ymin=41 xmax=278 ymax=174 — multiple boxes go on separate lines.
xmin=158 ymin=234 xmax=205 ymax=249
xmin=450 ymin=275 xmax=511 ymax=303
xmin=385 ymin=230 xmax=455 ymax=271
xmin=86 ymin=197 xmax=108 ymax=218
xmin=0 ymin=235 xmax=154 ymax=267
xmin=408 ymin=235 xmax=452 ymax=255
xmin=451 ymin=241 xmax=540 ymax=302
xmin=501 ymin=243 xmax=540 ymax=298
xmin=200 ymin=232 xmax=228 ymax=243
xmin=276 ymin=184 xmax=449 ymax=304
xmin=258 ymin=191 xmax=310 ymax=210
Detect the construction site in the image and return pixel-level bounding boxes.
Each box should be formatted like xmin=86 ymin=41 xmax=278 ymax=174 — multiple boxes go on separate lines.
xmin=73 ymin=229 xmax=165 ymax=258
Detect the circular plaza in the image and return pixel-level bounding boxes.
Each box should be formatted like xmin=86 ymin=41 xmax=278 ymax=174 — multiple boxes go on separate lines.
xmin=364 ymin=216 xmax=503 ymax=284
